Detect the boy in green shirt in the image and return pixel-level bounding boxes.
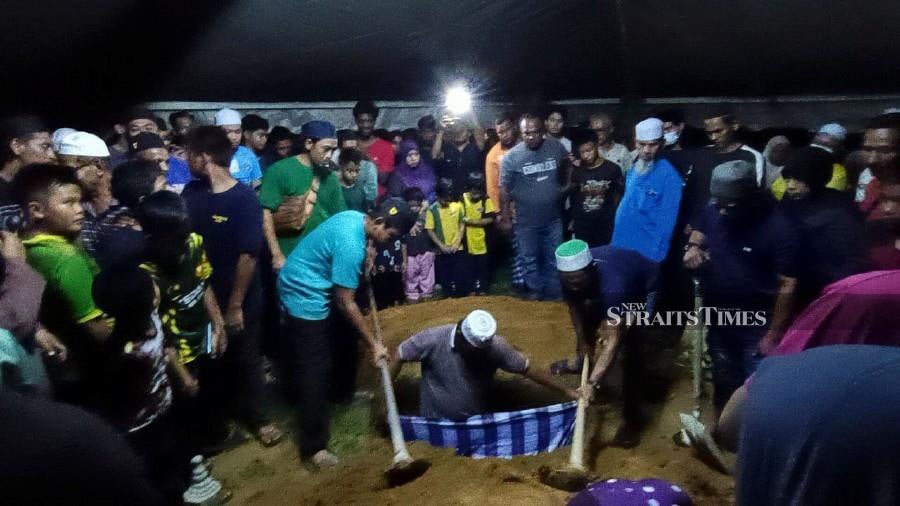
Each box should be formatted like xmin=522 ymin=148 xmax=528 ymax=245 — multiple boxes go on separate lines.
xmin=338 ymin=148 xmax=371 ymax=212
xmin=15 ymin=163 xmax=112 ymax=402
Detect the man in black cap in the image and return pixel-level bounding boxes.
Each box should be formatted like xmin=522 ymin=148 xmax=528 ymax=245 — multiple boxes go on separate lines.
xmin=259 ymin=120 xmax=346 ymax=271
xmin=129 ymin=132 xmax=170 ymax=175
xmin=682 ymin=160 xmax=799 ymax=422
xmin=777 ymin=146 xmax=868 ymax=306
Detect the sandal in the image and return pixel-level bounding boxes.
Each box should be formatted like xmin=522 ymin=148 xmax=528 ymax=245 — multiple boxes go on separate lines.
xmin=256 ymin=423 xmax=283 ymax=448
xmin=550 ymin=357 xmax=583 ymax=376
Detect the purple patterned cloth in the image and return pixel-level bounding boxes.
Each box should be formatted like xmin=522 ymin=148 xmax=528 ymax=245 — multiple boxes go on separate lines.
xmin=568 ymin=478 xmax=693 ymax=506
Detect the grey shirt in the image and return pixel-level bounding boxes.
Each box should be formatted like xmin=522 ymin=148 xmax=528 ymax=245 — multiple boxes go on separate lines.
xmin=500 ymin=138 xmax=568 ymax=226
xmin=398 ymin=324 xmax=528 ymax=420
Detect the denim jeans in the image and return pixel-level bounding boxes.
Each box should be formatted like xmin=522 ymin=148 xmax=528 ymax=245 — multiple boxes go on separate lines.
xmin=706 ymin=324 xmax=766 ymax=410
xmin=515 ymin=219 xmax=563 ymax=300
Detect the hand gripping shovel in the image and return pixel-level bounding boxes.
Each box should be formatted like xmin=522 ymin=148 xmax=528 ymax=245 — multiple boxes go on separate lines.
xmin=539 ymin=359 xmax=591 ymax=492
xmin=367 ymin=285 xmax=431 ymax=487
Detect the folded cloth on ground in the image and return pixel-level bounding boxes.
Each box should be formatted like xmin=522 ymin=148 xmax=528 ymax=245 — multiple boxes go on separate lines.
xmin=400 ymin=401 xmax=577 ymax=458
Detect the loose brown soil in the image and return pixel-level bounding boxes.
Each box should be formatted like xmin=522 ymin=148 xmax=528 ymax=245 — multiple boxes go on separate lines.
xmin=211 ymin=296 xmax=735 ymax=505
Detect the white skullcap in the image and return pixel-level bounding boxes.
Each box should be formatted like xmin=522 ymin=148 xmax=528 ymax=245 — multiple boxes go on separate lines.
xmin=817 ymin=123 xmax=846 ymax=142
xmin=883 ymin=107 xmax=900 ymax=114
xmin=555 ymin=239 xmax=592 ymax=272
xmin=460 ymin=310 xmax=497 ymax=348
xmin=214 ymin=108 xmax=242 ymax=126
xmin=57 ymin=131 xmax=110 ymax=157
xmin=52 ymin=128 xmax=77 ymax=151
xmin=635 ymin=118 xmax=663 ymax=142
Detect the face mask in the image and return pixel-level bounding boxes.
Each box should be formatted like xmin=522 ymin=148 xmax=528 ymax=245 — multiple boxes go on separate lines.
xmin=664 ymin=130 xmax=679 ymax=146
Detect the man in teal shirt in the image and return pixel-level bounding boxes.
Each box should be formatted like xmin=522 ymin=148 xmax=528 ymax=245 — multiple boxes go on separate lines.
xmin=278 ymin=200 xmax=413 ymax=470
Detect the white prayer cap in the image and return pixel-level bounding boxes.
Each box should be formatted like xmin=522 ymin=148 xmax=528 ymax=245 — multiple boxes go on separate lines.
xmin=555 ymin=239 xmax=592 ymax=272
xmin=460 ymin=310 xmax=497 ymax=348
xmin=214 ymin=108 xmax=242 ymax=126
xmin=52 ymin=128 xmax=77 ymax=151
xmin=817 ymin=123 xmax=846 ymax=142
xmin=883 ymin=107 xmax=900 ymax=114
xmin=635 ymin=118 xmax=663 ymax=142
xmin=57 ymin=131 xmax=110 ymax=157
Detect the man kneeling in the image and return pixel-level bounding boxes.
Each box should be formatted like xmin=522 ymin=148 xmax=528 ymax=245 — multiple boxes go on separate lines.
xmin=391 ymin=310 xmax=575 ymax=420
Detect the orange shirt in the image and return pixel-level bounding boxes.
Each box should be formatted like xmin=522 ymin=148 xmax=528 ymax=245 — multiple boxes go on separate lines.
xmin=484 ymin=143 xmax=510 ymax=208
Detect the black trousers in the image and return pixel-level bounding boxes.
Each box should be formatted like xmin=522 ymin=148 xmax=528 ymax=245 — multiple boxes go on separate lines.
xmin=201 ymin=318 xmax=270 ymax=433
xmin=281 ymin=312 xmax=360 ymax=458
xmin=127 ymin=412 xmax=190 ymax=505
xmin=372 ymin=271 xmax=404 ymax=309
xmin=463 ymin=252 xmax=490 ymax=294
xmin=435 ymin=252 xmax=465 ymax=298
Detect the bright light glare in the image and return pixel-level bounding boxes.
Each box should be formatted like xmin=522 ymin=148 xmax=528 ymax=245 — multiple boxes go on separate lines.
xmin=445 ymin=86 xmax=472 ymax=115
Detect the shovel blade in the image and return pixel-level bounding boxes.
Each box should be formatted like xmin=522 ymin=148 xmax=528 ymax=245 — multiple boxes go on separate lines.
xmin=385 ymin=458 xmax=431 ymax=488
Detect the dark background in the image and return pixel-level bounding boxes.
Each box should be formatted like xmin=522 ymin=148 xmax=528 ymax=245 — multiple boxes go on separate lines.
xmin=3 ymin=0 xmax=900 ymax=124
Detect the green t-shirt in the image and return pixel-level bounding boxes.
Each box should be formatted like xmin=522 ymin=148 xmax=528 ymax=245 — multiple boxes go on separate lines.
xmin=342 ymin=184 xmax=371 ymax=212
xmin=141 ymin=233 xmax=212 ymax=364
xmin=23 ymin=234 xmax=102 ymax=332
xmin=258 ymin=157 xmax=347 ymax=256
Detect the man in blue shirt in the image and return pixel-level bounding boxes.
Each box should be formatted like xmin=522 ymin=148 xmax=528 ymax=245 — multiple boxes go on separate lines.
xmin=555 ymin=239 xmax=659 ymax=448
xmin=214 ymin=108 xmax=262 ymax=188
xmin=278 ymin=200 xmax=414 ymax=470
xmin=683 ymin=160 xmax=799 ymax=415
xmin=611 ymin=118 xmax=683 ymax=265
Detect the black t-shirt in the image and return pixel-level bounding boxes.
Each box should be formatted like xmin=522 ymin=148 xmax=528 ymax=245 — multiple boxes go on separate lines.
xmin=569 ymin=161 xmax=623 ymax=247
xmin=681 ymin=146 xmax=765 ymax=226
xmin=696 ymin=202 xmax=799 ymax=311
xmin=437 ymin=142 xmax=483 ymax=197
xmin=182 ymin=180 xmax=263 ymax=321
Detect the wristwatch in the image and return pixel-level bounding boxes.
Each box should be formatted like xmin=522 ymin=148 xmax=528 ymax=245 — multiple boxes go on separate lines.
xmin=683 ymin=242 xmax=703 ymax=252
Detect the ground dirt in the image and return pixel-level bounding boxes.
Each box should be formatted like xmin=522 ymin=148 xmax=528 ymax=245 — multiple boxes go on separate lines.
xmin=211 ymin=296 xmax=735 ymax=505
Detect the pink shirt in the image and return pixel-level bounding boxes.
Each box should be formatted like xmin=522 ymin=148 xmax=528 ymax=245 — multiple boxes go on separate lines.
xmin=361 ymin=138 xmax=395 ymax=197
xmin=771 ymin=270 xmax=900 ymax=355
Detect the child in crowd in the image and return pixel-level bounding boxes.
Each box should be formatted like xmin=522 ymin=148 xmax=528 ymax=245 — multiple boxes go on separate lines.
xmin=91 ymin=267 xmax=186 ymax=503
xmin=136 ymin=191 xmax=228 ymax=449
xmin=371 ymin=217 xmax=405 ymax=309
xmin=338 ymin=148 xmax=371 ymax=212
xmin=461 ymin=172 xmax=496 ymax=295
xmin=568 ymin=136 xmax=624 ymax=247
xmin=402 ymin=187 xmax=434 ymax=303
xmin=426 ymin=179 xmax=465 ymax=297
xmin=15 ymin=164 xmax=112 ymax=404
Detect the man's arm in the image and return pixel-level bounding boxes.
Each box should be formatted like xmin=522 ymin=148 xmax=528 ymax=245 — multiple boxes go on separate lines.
xmin=468 ymin=113 xmax=486 ymax=152
xmin=81 ymin=317 xmax=113 ymax=343
xmin=389 ymin=347 xmax=404 ymax=379
xmin=682 ymin=228 xmax=709 ymax=269
xmin=225 ymin=253 xmax=256 ymax=334
xmin=334 ymin=286 xmax=388 ymax=365
xmin=522 ymin=363 xmax=578 ymax=399
xmin=203 ymin=285 xmax=227 ymax=356
xmin=587 ymin=319 xmax=624 ymax=386
xmin=758 ymin=274 xmax=797 ymax=354
xmin=452 ymin=222 xmax=466 ymax=251
xmin=262 ymin=210 xmax=285 ymax=270
xmin=431 ymin=129 xmax=445 ymax=162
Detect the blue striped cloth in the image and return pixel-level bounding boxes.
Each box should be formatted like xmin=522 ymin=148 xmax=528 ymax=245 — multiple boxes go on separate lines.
xmin=399 ymin=401 xmax=578 ymax=459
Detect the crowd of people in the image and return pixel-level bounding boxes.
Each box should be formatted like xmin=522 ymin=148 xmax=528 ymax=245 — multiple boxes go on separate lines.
xmin=0 ymin=98 xmax=898 ymax=504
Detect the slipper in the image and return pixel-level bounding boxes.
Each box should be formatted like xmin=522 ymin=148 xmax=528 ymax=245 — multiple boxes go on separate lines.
xmin=256 ymin=423 xmax=283 ymax=448
xmin=550 ymin=358 xmax=583 ymax=376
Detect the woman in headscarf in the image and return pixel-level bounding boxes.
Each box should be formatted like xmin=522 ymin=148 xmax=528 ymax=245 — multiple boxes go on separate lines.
xmin=387 ymin=140 xmax=436 ymax=202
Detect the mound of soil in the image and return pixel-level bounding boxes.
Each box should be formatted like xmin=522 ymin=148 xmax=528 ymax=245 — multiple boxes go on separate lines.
xmin=211 ymin=296 xmax=735 ymax=505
